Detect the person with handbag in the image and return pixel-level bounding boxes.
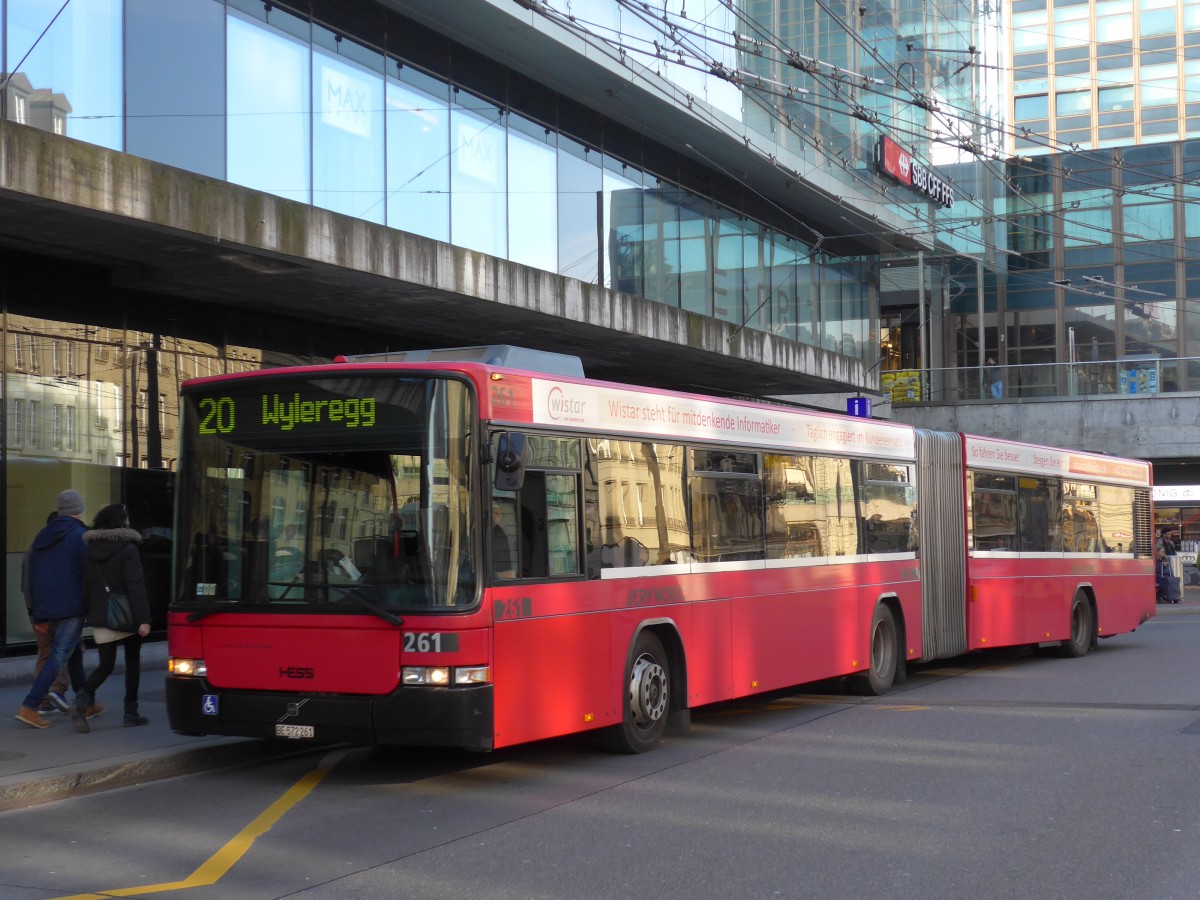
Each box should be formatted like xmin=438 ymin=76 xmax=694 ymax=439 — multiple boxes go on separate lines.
xmin=71 ymin=503 xmax=152 ymax=732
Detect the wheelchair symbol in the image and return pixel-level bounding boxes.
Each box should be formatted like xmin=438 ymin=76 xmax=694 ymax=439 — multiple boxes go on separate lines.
xmin=202 ymin=694 xmax=219 ymax=716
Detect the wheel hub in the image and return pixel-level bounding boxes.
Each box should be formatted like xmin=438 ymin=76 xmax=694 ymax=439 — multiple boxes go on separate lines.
xmin=628 ymin=654 xmax=667 ymax=727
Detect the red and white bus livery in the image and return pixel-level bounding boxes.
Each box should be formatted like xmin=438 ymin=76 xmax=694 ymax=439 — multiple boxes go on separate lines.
xmin=166 ymin=347 xmax=1154 ymax=752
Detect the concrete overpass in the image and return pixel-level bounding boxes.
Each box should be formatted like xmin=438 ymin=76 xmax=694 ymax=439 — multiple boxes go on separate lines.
xmin=891 ymin=392 xmax=1200 ymax=469
xmin=0 ymin=120 xmax=874 ymax=400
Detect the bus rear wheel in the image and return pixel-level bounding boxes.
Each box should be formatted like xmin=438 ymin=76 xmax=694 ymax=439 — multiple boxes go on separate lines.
xmin=851 ymin=604 xmax=898 ymax=696
xmin=1059 ymin=593 xmax=1095 ymax=658
xmin=601 ymin=631 xmax=669 ymax=753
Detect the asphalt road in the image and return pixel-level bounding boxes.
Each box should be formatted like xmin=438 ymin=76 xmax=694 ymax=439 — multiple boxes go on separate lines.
xmin=4 ymin=608 xmax=1200 ymax=900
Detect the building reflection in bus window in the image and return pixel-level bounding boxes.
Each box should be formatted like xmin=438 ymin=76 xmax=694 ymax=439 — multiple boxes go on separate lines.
xmin=764 ymin=453 xmax=857 ymax=558
xmin=689 ymin=449 xmax=763 ymax=563
xmin=589 ymin=440 xmax=686 ymax=568
xmin=971 ymin=472 xmax=1017 ymax=550
xmin=1098 ymin=484 xmax=1135 ymax=554
xmin=858 ymin=461 xmax=916 ymax=554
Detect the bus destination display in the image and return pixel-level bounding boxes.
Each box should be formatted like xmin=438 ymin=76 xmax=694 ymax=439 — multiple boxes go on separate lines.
xmin=187 ymin=378 xmax=420 ymax=445
xmin=197 ymin=392 xmax=376 ymax=435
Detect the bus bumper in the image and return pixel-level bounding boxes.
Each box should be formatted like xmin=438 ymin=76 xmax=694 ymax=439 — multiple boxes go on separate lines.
xmin=166 ymin=677 xmax=494 ymax=751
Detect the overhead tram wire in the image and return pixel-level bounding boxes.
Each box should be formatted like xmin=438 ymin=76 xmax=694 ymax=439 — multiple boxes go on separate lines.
xmin=526 ymin=1 xmax=1198 ymax=256
xmin=523 ymin=7 xmax=1200 ymax=312
xmin=713 ymin=47 xmax=1200 ymax=247
xmin=522 ymin=1 xmax=918 ymax=215
xmin=0 ymin=0 xmax=72 ymax=96
xmin=590 ymin=0 xmax=1100 ymax=226
xmin=694 ymin=0 xmax=1200 ymax=202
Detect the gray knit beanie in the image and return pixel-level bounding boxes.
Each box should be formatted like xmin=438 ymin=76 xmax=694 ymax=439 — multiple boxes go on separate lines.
xmin=56 ymin=489 xmax=85 ymax=516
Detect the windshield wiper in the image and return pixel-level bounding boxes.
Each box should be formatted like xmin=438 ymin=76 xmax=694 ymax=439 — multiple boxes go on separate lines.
xmin=302 ymin=581 xmax=405 ymax=626
xmin=185 ymin=602 xmax=233 ymax=623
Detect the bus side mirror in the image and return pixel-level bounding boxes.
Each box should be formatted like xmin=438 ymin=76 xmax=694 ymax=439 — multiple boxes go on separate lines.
xmin=494 ymin=432 xmax=527 ymax=492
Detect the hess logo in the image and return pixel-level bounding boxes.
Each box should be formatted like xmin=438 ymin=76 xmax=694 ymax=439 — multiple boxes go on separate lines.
xmin=279 ymin=666 xmax=314 ymax=679
xmin=546 ymin=385 xmax=585 ymax=420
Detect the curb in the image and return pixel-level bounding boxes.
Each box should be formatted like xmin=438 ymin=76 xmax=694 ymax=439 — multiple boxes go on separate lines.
xmin=0 ymin=738 xmax=329 ymax=812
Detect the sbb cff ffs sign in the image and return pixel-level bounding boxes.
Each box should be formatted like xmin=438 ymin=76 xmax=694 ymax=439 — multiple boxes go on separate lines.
xmin=877 ymin=136 xmax=954 ymax=208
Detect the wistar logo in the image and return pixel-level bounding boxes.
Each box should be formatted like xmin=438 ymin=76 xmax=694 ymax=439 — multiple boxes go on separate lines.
xmin=546 ymin=385 xmax=586 ymax=421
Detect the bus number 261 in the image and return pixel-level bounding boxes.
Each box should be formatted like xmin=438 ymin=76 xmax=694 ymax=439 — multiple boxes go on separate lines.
xmin=403 ymin=632 xmax=458 ymax=653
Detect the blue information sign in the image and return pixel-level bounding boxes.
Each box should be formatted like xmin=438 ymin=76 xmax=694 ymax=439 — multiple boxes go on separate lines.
xmin=847 ymin=397 xmax=872 ymax=418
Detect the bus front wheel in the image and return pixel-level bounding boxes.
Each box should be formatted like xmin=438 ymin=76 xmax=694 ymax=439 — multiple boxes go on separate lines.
xmin=602 ymin=631 xmax=669 ymax=753
xmin=1059 ymin=594 xmax=1095 ymax=658
xmin=851 ymin=604 xmax=898 ymax=696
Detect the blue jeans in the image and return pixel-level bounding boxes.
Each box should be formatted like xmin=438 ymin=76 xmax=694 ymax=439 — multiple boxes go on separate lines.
xmin=22 ymin=615 xmax=85 ymax=710
xmin=990 ymin=381 xmax=1003 ymax=399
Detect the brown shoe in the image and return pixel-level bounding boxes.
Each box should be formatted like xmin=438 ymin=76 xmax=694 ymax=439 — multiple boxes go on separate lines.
xmin=85 ymin=703 xmax=105 ymax=719
xmin=15 ymin=706 xmax=51 ymax=729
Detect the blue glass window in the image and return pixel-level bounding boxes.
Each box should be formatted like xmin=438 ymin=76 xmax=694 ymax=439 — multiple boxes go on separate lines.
xmin=602 ymin=159 xmax=643 ymax=292
xmin=450 ymin=93 xmax=506 ymax=257
xmin=507 ymin=116 xmax=557 ymax=272
xmin=642 ymin=184 xmax=681 ymax=308
xmin=226 ymin=12 xmax=311 ymax=204
xmin=741 ymin=226 xmax=769 ymax=332
xmin=385 ymin=70 xmax=449 ymax=242
xmin=1015 ymin=94 xmax=1049 ymax=119
xmin=558 ymin=137 xmax=601 ymax=283
xmin=713 ymin=213 xmax=746 ymax=323
xmin=7 ymin=0 xmax=122 ymax=148
xmin=126 ymin=0 xmax=224 ymax=178
xmin=312 ymin=33 xmax=384 ymax=223
xmin=677 ymin=192 xmax=712 ymax=316
xmin=769 ymin=234 xmax=803 ymax=341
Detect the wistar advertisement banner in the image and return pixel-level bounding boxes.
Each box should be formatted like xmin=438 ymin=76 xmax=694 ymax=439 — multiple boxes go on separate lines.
xmin=529 ymin=378 xmax=916 ymax=460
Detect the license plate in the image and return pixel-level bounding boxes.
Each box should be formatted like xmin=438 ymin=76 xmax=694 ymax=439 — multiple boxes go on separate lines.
xmin=275 ymin=723 xmax=314 ymax=739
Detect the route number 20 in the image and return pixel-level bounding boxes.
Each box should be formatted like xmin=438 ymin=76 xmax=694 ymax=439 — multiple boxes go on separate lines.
xmin=198 ymin=396 xmax=236 ymax=434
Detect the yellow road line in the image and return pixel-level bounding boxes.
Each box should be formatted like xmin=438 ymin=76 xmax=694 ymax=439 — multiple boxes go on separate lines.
xmin=51 ymin=749 xmax=345 ymax=900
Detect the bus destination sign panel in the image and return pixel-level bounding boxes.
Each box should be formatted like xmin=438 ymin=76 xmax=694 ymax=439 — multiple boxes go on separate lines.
xmin=187 ymin=378 xmax=414 ymax=445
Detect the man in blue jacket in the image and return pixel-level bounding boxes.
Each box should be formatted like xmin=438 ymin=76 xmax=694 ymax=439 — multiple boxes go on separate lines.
xmin=15 ymin=490 xmax=94 ymax=728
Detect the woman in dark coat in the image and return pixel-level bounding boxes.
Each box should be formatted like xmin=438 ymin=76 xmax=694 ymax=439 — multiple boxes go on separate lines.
xmin=71 ymin=503 xmax=152 ymax=732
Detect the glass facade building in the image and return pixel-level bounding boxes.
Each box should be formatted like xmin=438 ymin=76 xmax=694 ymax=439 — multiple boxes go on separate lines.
xmin=0 ymin=0 xmax=989 ymax=650
xmin=1011 ymin=0 xmax=1200 ymax=152
xmin=911 ymin=0 xmax=1200 ymax=396
xmin=2 ymin=0 xmax=883 ymax=359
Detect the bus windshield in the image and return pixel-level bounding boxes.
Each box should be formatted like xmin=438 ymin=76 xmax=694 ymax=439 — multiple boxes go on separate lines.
xmin=175 ymin=375 xmax=477 ymax=613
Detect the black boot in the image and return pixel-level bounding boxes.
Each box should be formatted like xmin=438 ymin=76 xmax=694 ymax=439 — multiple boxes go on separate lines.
xmin=70 ymin=690 xmax=92 ymax=733
xmin=124 ymin=700 xmax=149 ymax=727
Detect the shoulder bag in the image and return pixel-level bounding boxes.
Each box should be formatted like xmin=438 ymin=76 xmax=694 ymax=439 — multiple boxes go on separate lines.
xmin=99 ymin=569 xmax=136 ymax=632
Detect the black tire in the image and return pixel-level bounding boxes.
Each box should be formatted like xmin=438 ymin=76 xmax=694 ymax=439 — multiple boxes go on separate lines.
xmin=601 ymin=631 xmax=670 ymax=753
xmin=1059 ymin=594 xmax=1094 ymax=658
xmin=850 ymin=605 xmax=898 ymax=696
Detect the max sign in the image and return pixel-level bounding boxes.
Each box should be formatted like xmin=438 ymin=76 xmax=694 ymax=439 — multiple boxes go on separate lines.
xmin=877 ymin=136 xmax=954 ymax=208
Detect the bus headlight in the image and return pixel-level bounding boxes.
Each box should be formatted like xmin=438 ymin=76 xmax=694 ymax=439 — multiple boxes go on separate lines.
xmin=402 ymin=666 xmax=450 ymax=685
xmin=169 ymin=657 xmax=207 ymax=678
xmin=402 ymin=666 xmax=490 ymax=686
xmin=454 ymin=666 xmax=490 ymax=685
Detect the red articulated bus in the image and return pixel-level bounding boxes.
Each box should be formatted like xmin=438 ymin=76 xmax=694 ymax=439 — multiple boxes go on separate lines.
xmin=165 ymin=346 xmax=1155 ymax=752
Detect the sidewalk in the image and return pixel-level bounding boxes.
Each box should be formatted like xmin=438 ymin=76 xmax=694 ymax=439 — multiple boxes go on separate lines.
xmin=0 ymin=641 xmax=298 ymax=811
